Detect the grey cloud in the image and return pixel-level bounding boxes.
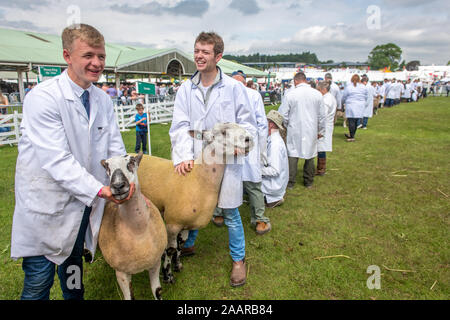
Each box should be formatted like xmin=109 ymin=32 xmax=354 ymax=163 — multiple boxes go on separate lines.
xmin=229 ymin=0 xmax=261 ymax=15
xmin=0 ymin=0 xmax=50 ymax=9
xmin=0 ymin=10 xmax=50 ymax=32
xmin=111 ymin=0 xmax=209 ymax=17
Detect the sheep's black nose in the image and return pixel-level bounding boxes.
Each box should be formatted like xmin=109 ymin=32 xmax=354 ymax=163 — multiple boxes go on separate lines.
xmin=113 ymin=182 xmax=126 ymax=190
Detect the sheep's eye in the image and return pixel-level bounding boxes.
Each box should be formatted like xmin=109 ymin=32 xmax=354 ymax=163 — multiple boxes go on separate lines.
xmin=127 ymin=159 xmax=135 ymax=173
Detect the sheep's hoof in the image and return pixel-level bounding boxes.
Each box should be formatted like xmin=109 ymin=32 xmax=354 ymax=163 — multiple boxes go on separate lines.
xmin=155 ymin=287 xmax=162 ymax=300
xmin=163 ymin=275 xmax=176 ymax=284
xmin=174 ymin=263 xmax=183 ymax=272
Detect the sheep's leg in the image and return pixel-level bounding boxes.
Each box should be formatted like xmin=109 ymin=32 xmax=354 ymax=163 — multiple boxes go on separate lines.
xmin=115 ymin=270 xmax=134 ymax=300
xmin=148 ymin=263 xmax=162 ymax=300
xmin=173 ymin=230 xmax=189 ymax=272
xmin=162 ymin=229 xmax=179 ymax=284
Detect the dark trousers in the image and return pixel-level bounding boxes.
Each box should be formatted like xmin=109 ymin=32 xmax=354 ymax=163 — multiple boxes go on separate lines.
xmin=21 ymin=206 xmax=92 ymax=300
xmin=135 ymin=131 xmax=147 ymax=153
xmin=288 ymin=157 xmax=315 ymax=187
xmin=347 ymin=118 xmax=358 ymax=138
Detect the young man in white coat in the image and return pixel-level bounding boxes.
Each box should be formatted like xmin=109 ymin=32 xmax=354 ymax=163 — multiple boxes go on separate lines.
xmin=213 ymin=71 xmax=271 ymax=235
xmin=278 ymin=72 xmax=326 ymax=189
xmin=316 ymin=81 xmax=337 ymax=175
xmin=169 ymin=32 xmax=256 ymax=287
xmin=11 ymin=24 xmax=133 ymax=300
xmin=261 ymin=110 xmax=289 ymax=208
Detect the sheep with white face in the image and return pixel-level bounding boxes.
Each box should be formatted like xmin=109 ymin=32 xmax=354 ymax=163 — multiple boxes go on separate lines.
xmin=98 ymin=152 xmax=167 ymax=300
xmin=138 ymin=122 xmax=253 ymax=284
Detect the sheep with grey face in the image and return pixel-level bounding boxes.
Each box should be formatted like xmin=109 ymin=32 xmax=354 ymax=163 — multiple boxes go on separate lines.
xmin=99 ymin=152 xmax=167 ymax=300
xmin=138 ymin=122 xmax=253 ymax=284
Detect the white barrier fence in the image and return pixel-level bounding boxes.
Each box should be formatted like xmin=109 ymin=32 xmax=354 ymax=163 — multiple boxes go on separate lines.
xmin=114 ymin=101 xmax=174 ymax=132
xmin=0 ymin=102 xmax=175 ymax=146
xmin=0 ymin=111 xmax=22 ymax=146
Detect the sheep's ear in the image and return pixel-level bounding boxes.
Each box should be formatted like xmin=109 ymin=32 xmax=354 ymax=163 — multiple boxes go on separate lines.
xmin=100 ymin=159 xmax=107 ymax=168
xmin=136 ymin=151 xmax=144 ymax=166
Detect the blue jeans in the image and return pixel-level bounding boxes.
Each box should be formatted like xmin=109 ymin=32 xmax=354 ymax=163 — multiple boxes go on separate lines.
xmin=362 ymin=117 xmax=369 ymax=128
xmin=21 ymin=207 xmax=91 ymax=300
xmin=184 ymin=208 xmax=245 ymax=262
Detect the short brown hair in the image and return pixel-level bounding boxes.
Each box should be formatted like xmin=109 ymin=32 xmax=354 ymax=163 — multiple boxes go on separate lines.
xmin=195 ymin=31 xmax=224 ymax=56
xmin=136 ymin=103 xmax=144 ymax=110
xmin=62 ymin=23 xmax=105 ymax=51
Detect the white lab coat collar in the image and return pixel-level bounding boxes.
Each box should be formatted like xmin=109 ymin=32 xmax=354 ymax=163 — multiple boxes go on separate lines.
xmin=295 ymin=82 xmax=311 ymax=89
xmin=60 ymin=70 xmax=99 ymax=126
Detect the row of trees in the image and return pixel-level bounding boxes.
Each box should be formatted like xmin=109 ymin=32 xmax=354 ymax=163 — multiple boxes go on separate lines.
xmin=222 ymin=52 xmax=331 ymax=65
xmin=225 ymin=43 xmax=430 ymax=71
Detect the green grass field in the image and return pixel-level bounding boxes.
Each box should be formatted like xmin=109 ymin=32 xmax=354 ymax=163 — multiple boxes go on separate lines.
xmin=0 ymin=97 xmax=449 ymax=300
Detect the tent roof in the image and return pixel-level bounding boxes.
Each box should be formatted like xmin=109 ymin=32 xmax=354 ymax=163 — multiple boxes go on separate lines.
xmin=0 ymin=27 xmax=266 ymax=77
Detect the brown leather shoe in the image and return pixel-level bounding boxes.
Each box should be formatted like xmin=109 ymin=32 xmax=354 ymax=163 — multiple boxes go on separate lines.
xmin=315 ymin=158 xmax=326 ymax=176
xmin=212 ymin=216 xmax=224 ymax=227
xmin=180 ymin=246 xmax=195 ymax=257
xmin=230 ymin=259 xmax=246 ymax=287
xmin=265 ymin=198 xmax=284 ymax=208
xmin=255 ymin=222 xmax=272 ymax=235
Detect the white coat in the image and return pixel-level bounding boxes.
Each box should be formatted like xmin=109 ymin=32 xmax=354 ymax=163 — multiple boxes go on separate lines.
xmin=261 ymin=131 xmax=288 ymax=203
xmin=242 ymin=86 xmax=268 ymax=183
xmin=363 ymin=83 xmax=375 ymax=118
xmin=278 ymin=83 xmax=326 ymax=160
xmin=329 ymin=82 xmax=342 ymax=110
xmin=169 ymin=68 xmax=257 ymax=209
xmin=342 ymin=83 xmax=368 ymax=118
xmin=386 ymin=82 xmax=397 ymax=99
xmin=11 ymin=70 xmax=126 ymax=265
xmin=318 ymin=92 xmax=337 ymax=152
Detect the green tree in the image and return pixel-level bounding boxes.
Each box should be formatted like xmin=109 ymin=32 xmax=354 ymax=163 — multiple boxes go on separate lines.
xmin=406 ymin=60 xmax=421 ymax=71
xmin=368 ymin=43 xmax=402 ymax=70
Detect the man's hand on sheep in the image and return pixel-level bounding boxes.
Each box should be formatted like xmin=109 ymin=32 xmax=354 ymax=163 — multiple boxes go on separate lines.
xmin=175 ymin=160 xmax=194 ymax=176
xmin=100 ymin=183 xmax=136 ymax=204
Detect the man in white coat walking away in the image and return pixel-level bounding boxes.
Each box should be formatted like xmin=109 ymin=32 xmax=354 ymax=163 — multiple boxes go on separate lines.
xmin=279 ymin=72 xmax=326 ymax=189
xmin=169 ymin=32 xmax=256 ymax=287
xmin=261 ymin=110 xmax=289 ymax=208
xmin=11 ymin=24 xmax=132 ymax=300
xmin=316 ymin=80 xmax=337 ymax=175
xmin=213 ymin=71 xmax=271 ymax=235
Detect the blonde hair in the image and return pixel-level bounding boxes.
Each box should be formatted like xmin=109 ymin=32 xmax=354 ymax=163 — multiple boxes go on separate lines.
xmin=62 ymin=24 xmax=104 ymax=51
xmin=351 ymin=74 xmax=360 ymax=87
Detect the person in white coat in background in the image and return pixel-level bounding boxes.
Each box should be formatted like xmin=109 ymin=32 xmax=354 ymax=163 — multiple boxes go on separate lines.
xmin=261 ymin=110 xmax=289 ymax=208
xmin=358 ymin=75 xmax=374 ymax=130
xmin=279 ymin=71 xmax=326 ymax=189
xmin=341 ymin=74 xmax=369 ymax=142
xmin=316 ymin=80 xmax=337 ymax=175
xmin=11 ymin=24 xmax=132 ymax=300
xmin=213 ymin=71 xmax=271 ymax=235
xmin=325 ymin=73 xmax=342 ymax=111
xmin=169 ymin=32 xmax=256 ymax=287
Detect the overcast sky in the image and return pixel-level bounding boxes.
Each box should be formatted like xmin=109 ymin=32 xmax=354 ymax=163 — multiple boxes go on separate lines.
xmin=0 ymin=0 xmax=448 ymax=65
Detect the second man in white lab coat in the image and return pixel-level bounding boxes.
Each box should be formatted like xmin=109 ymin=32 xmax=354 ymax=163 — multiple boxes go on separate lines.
xmin=278 ymin=72 xmax=326 ymax=189
xmin=169 ymin=32 xmax=257 ymax=287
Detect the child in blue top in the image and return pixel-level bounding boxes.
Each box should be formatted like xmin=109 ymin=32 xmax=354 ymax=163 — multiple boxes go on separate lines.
xmin=135 ymin=103 xmax=148 ymax=154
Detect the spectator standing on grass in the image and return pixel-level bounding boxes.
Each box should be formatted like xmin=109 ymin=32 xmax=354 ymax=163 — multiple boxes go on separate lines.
xmin=0 ymin=90 xmax=8 ymax=115
xmin=279 ymin=71 xmax=326 ymax=189
xmin=325 ymin=73 xmax=342 ymax=112
xmin=10 ymin=24 xmax=133 ymax=300
xmin=358 ymin=75 xmax=374 ymax=130
xmin=134 ymin=103 xmax=148 ymax=154
xmin=261 ymin=110 xmax=288 ymax=208
xmin=213 ymin=71 xmax=271 ymax=235
xmin=316 ymin=80 xmax=337 ymax=176
xmin=341 ymin=74 xmax=368 ymax=142
xmin=170 ymin=31 xmax=256 ymax=287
